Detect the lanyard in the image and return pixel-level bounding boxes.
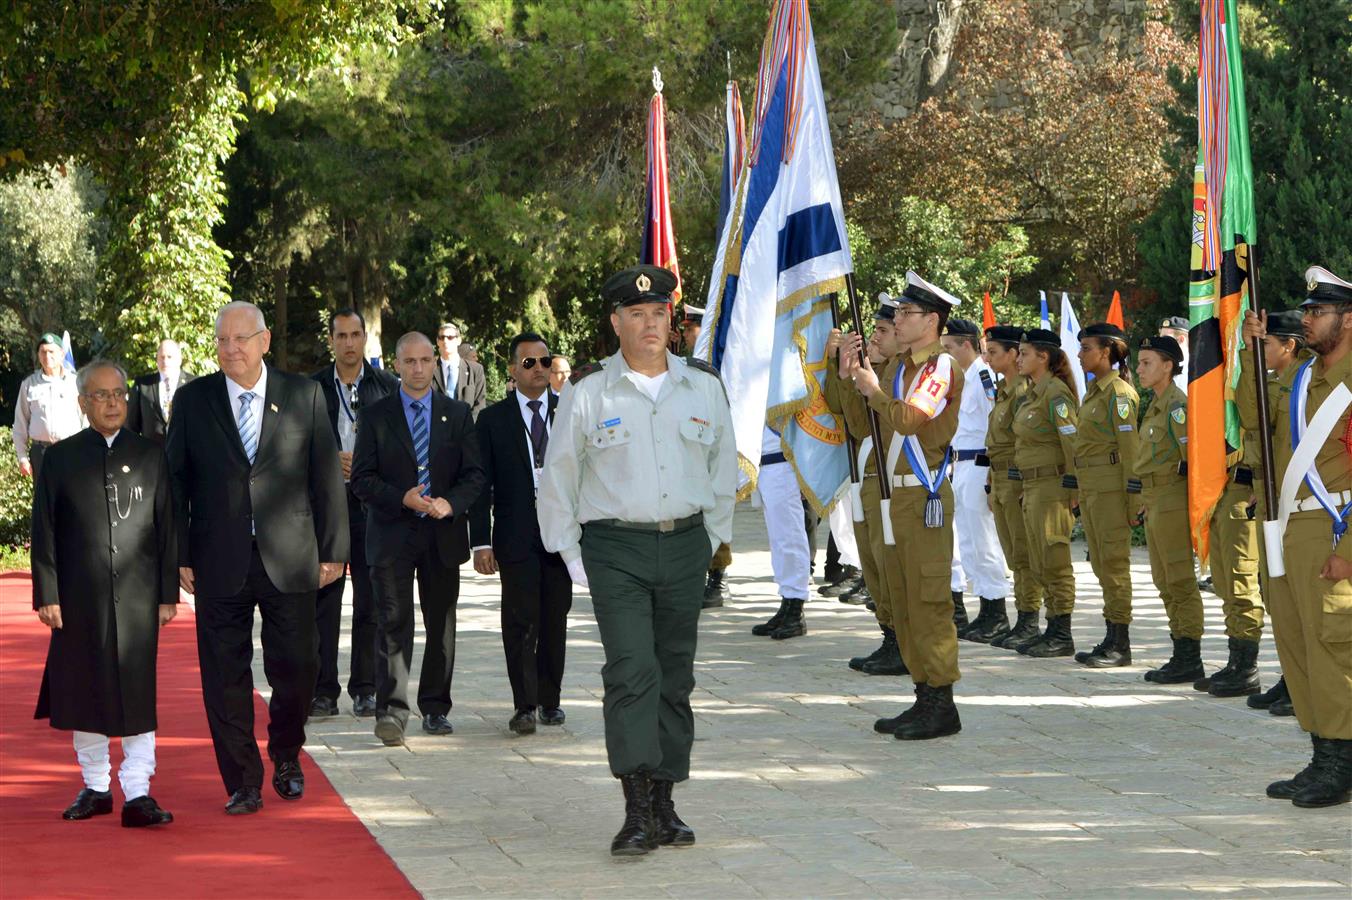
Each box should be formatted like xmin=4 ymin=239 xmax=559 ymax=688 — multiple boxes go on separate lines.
xmin=891 ymin=354 xmax=954 ymax=527
xmin=1291 ymin=358 xmax=1352 ymax=545
xmin=335 ymin=373 xmax=361 ymax=424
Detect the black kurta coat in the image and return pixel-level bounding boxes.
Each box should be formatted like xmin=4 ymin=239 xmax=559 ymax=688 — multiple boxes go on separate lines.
xmin=32 ymin=428 xmax=178 ymax=736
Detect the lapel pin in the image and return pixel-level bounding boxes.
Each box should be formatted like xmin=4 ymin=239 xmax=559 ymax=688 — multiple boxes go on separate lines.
xmin=441 ymin=415 xmax=447 ymax=422
xmin=270 ymin=403 xmax=279 ymax=412
xmin=121 ymin=465 xmax=131 ymax=473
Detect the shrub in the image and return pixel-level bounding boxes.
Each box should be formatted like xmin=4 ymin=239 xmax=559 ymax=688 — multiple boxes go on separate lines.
xmin=0 ymin=427 xmax=34 ymax=548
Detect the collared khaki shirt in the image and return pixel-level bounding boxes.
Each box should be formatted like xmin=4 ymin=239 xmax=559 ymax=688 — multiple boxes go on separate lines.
xmin=987 ymin=373 xmax=1030 ymax=466
xmin=1013 ymin=372 xmax=1079 ymax=474
xmin=1134 ymin=382 xmax=1188 ymax=477
xmin=1073 ymin=370 xmax=1139 ymax=487
xmin=866 ymin=340 xmax=963 ymax=470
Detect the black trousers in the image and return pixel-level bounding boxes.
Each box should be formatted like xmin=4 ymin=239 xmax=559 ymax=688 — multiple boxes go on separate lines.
xmin=498 ymin=549 xmax=573 ymax=712
xmin=314 ymin=492 xmax=378 ymax=701
xmin=369 ymin=521 xmax=458 ymax=726
xmin=195 ymin=545 xmax=316 ymax=795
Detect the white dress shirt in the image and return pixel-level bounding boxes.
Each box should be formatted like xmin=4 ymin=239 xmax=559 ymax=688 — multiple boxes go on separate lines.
xmin=517 ymin=388 xmax=553 ymax=453
xmin=158 ymin=371 xmax=180 ymax=420
xmin=225 ymin=366 xmax=268 ymax=448
xmin=333 ymin=365 xmax=364 ymax=456
xmin=952 ymin=357 xmax=995 ymax=451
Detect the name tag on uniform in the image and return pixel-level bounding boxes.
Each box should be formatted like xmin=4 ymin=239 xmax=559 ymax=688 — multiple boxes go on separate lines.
xmin=602 ymin=417 xmax=621 ymax=428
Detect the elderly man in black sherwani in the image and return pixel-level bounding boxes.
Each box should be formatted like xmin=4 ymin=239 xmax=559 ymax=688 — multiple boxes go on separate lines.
xmin=32 ymin=359 xmax=178 ymax=828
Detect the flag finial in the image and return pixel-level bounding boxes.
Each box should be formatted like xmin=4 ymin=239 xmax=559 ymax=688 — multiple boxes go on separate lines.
xmin=652 ymin=66 xmax=663 ymax=94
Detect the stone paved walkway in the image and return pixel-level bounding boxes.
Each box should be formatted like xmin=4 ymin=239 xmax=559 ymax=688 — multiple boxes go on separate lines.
xmin=293 ymin=506 xmax=1351 ymax=898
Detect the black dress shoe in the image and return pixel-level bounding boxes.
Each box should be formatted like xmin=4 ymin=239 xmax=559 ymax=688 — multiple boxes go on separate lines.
xmin=509 ymin=709 xmax=537 ymax=735
xmin=422 ymin=713 xmax=454 ymax=735
xmin=539 ymin=707 xmax=566 ymax=726
xmin=273 ymin=759 xmax=305 ymax=800
xmin=375 ymin=716 xmax=405 ymax=746
xmin=122 ymin=795 xmax=173 ymax=828
xmin=352 ymin=694 xmax=378 ymax=718
xmin=225 ymin=786 xmax=263 ymax=815
xmin=62 ymin=788 xmax=113 ymax=820
xmin=309 ymin=696 xmax=339 ymax=719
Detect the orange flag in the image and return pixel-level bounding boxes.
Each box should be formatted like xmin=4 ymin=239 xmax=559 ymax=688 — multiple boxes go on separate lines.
xmin=982 ymin=291 xmax=996 ymax=330
xmin=1106 ymin=290 xmax=1125 ymax=329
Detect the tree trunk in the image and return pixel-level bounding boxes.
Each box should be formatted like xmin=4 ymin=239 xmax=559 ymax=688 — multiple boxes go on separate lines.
xmin=360 ymin=257 xmax=385 ymax=366
xmin=272 ymin=253 xmax=290 ymax=371
xmin=918 ymin=0 xmax=966 ymax=104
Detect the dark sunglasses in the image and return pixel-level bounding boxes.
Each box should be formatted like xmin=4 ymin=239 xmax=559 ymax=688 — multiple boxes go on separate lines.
xmin=520 ymin=355 xmax=554 ymax=370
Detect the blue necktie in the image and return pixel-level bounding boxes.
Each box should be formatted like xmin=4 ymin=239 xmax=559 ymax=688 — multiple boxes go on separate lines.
xmin=410 ymin=400 xmax=431 ymax=500
xmin=237 ymin=392 xmax=258 ymax=463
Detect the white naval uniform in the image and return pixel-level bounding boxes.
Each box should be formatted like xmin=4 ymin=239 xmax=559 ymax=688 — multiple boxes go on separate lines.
xmin=757 ymin=426 xmax=812 ymax=602
xmin=950 ymin=358 xmax=1011 ymax=600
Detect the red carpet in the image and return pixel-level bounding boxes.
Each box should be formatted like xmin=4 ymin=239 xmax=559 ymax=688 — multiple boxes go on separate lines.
xmin=0 ymin=573 xmax=417 ymax=899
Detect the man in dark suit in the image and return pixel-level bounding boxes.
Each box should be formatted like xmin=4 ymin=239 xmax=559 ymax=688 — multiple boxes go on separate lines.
xmin=470 ymin=333 xmax=572 ymax=736
xmin=351 ymin=331 xmax=485 ymax=747
xmin=309 ymin=309 xmax=399 ymax=720
xmin=166 ymin=301 xmax=348 ymax=816
xmin=125 ymin=339 xmax=195 ymax=445
xmin=432 ymin=322 xmax=487 ymax=418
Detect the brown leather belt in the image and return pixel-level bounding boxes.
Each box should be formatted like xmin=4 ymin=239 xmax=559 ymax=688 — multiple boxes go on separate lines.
xmin=1020 ymin=463 xmax=1066 ymax=481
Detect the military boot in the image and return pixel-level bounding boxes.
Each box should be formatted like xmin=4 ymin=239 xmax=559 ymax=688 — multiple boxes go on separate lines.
xmin=1080 ymin=622 xmax=1131 ymax=668
xmin=819 ymin=565 xmax=861 ymax=597
xmin=837 ymin=576 xmax=869 ymax=605
xmin=993 ymin=610 xmax=1039 ymax=649
xmin=1075 ymin=619 xmax=1112 ymax=663
xmin=1269 ymin=691 xmax=1295 ymax=717
xmin=1193 ymin=636 xmax=1235 ymax=692
xmin=1248 ymin=675 xmax=1288 ymax=710
xmin=849 ymin=626 xmax=891 ymax=671
xmin=610 ymin=772 xmax=658 ymax=856
xmin=951 ymin=591 xmax=969 ymax=630
xmin=1209 ymin=638 xmax=1261 ymax=697
xmin=1267 ymin=735 xmax=1331 ymax=799
xmin=894 ymin=684 xmax=961 ymax=741
xmin=1144 ymin=637 xmax=1205 ymax=684
xmin=769 ymin=598 xmax=806 ymax=640
xmin=1023 ymin=614 xmax=1074 ymax=658
xmin=703 ymin=568 xmax=730 ymax=609
xmin=963 ymin=598 xmax=1010 ymax=644
xmin=751 ymin=598 xmax=788 ymax=636
xmin=874 ymin=683 xmax=927 ymax=734
xmin=861 ymin=629 xmax=908 ymax=676
xmin=1291 ymin=738 xmax=1352 ymax=808
xmin=650 ymin=779 xmax=696 ymax=845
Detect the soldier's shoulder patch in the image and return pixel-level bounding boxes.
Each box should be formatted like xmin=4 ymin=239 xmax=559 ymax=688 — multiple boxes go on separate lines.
xmin=1170 ymin=406 xmax=1186 ymax=425
xmin=1053 ymin=399 xmax=1070 ymax=419
xmin=569 ymin=362 xmax=604 ymax=385
xmin=1115 ymin=397 xmax=1131 ymax=419
xmin=684 ymin=357 xmax=723 ymax=383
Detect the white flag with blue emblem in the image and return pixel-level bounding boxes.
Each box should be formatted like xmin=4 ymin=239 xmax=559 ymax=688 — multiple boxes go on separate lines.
xmin=1059 ymin=292 xmax=1087 ymax=400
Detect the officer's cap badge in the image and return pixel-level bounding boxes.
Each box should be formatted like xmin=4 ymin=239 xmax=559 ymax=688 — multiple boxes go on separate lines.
xmin=636 ymin=273 xmax=651 ymax=293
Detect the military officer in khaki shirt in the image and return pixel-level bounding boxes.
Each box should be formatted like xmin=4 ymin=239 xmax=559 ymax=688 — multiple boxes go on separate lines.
xmin=537 ymin=265 xmax=738 ymax=853
xmin=1239 ymin=266 xmax=1352 ymax=809
xmin=13 ymin=333 xmax=85 ymax=480
xmin=839 ymin=271 xmax=964 ymax=741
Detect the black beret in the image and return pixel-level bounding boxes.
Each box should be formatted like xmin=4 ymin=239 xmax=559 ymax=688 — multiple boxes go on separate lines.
xmin=945 ymin=318 xmax=980 ymax=337
xmin=603 ymin=265 xmax=678 ymax=307
xmin=1078 ymin=323 xmax=1127 ymax=342
xmin=1140 ymin=334 xmax=1183 ymax=363
xmin=1159 ymin=315 xmax=1189 ymax=331
xmin=985 ymin=325 xmax=1022 ymax=345
xmin=1021 ymin=328 xmax=1060 ymax=349
xmin=1266 ymin=310 xmax=1303 ymax=340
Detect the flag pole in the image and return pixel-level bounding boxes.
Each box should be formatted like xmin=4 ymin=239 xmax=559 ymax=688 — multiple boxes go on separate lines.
xmin=829 ymin=294 xmax=860 ymax=485
xmin=844 ymin=272 xmax=891 ymax=502
xmin=1248 ymin=253 xmax=1283 ymax=575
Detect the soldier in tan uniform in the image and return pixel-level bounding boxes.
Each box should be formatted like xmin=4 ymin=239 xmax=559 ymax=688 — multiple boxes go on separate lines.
xmin=1239 ymin=266 xmax=1352 ymax=809
xmin=1010 ymin=328 xmax=1079 ymax=657
xmin=840 ymin=271 xmax=964 ymax=741
xmin=1070 ymin=323 xmax=1140 ymax=667
xmin=981 ymin=327 xmax=1043 ymax=647
xmin=1133 ymin=335 xmax=1206 ymax=683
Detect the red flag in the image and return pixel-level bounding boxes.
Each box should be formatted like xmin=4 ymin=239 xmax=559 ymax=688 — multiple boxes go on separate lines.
xmin=1106 ymin=290 xmax=1125 ymax=329
xmin=641 ymin=77 xmax=681 ymax=301
xmin=982 ymin=292 xmax=996 ymax=331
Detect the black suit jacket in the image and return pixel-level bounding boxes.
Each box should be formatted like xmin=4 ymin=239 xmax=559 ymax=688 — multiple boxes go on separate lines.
xmin=432 ymin=355 xmax=487 ymax=419
xmin=310 ymin=361 xmax=400 ymax=450
xmin=469 ymin=391 xmax=560 ymax=565
xmin=125 ymin=371 xmax=196 ymax=445
xmin=165 ymin=367 xmax=349 ymax=597
xmin=350 ymin=389 xmax=485 ymax=568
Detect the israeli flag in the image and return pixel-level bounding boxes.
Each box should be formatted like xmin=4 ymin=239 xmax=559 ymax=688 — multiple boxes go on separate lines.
xmin=60 ymin=330 xmax=76 ymax=374
xmin=1059 ymin=292 xmax=1087 ymax=400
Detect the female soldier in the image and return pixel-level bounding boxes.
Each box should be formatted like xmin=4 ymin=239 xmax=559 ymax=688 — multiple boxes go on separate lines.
xmin=1134 ymin=335 xmax=1205 ymax=683
xmin=1071 ymin=323 xmax=1140 ymax=667
xmin=1009 ymin=328 xmax=1080 ymax=657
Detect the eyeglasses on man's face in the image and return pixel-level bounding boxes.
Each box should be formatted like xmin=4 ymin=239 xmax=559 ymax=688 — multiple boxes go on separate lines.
xmin=84 ymin=390 xmax=129 ymax=404
xmin=520 ymin=356 xmax=554 ymax=370
xmin=215 ymin=329 xmax=265 ymax=349
xmin=438 ymin=332 xmax=459 ymax=341
xmin=1302 ymin=304 xmax=1350 ymax=319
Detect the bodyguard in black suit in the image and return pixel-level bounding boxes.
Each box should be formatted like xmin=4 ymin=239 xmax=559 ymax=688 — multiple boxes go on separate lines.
xmin=351 ymin=331 xmax=485 ymax=746
xmin=166 ymin=301 xmax=348 ymax=816
xmin=125 ymin=339 xmax=194 ymax=444
xmin=432 ymin=322 xmax=488 ymax=418
xmin=470 ymin=333 xmax=572 ymax=735
xmin=309 ymin=309 xmax=399 ymax=720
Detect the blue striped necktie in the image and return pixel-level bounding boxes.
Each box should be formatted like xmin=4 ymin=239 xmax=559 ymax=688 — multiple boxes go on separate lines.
xmin=410 ymin=399 xmax=431 ymax=501
xmin=237 ymin=392 xmax=258 ymax=463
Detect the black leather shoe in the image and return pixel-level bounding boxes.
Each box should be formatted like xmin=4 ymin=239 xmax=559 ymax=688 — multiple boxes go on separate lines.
xmin=993 ymin=610 xmax=1040 ymax=650
xmin=273 ymin=759 xmax=304 ymax=800
xmin=837 ymin=578 xmax=869 ymax=605
xmin=751 ymin=598 xmax=789 ymax=636
xmin=122 ymin=795 xmax=173 ymax=827
xmin=611 ymin=772 xmax=658 ymax=856
xmin=509 ymin=709 xmax=537 ymax=735
xmin=1144 ymin=637 xmax=1205 ymax=684
xmin=375 ymin=716 xmax=405 ymax=746
xmin=650 ymin=779 xmax=695 ymax=846
xmin=819 ymin=566 xmax=861 ymax=597
xmin=860 ymin=630 xmax=908 ymax=676
xmin=894 ymin=684 xmax=961 ymax=741
xmin=1079 ymin=622 xmax=1132 ymax=668
xmin=62 ymin=788 xmax=113 ymax=820
xmin=1269 ymin=696 xmax=1295 ymax=717
xmin=422 ymin=713 xmax=454 ymax=735
xmin=1291 ymin=738 xmax=1352 ymax=808
xmin=225 ymin=786 xmax=263 ymax=815
xmin=352 ymin=694 xmax=378 ymax=718
xmin=309 ymin=696 xmax=339 ymax=719
xmin=1209 ymin=638 xmax=1261 ymax=697
xmin=850 ymin=628 xmax=890 ymax=672
xmin=539 ymin=707 xmax=566 ymax=726
xmin=1267 ymin=736 xmax=1327 ymax=800
xmin=874 ymin=684 xmax=927 ymax=734
xmin=1248 ymin=676 xmax=1288 ymax=709
xmin=769 ymin=598 xmax=806 ymax=640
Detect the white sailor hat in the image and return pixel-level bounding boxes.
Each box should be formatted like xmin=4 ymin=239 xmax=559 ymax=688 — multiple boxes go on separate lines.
xmin=681 ymin=304 xmax=705 ymax=323
xmin=1302 ymin=266 xmax=1352 ymax=307
xmin=875 ymin=291 xmax=900 ymax=320
xmin=898 ymin=271 xmax=963 ymax=312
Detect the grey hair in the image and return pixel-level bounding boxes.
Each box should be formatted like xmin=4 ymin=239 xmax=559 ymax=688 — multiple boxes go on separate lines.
xmin=159 ymin=338 xmax=181 ymax=353
xmin=215 ymin=301 xmax=267 ymax=334
xmin=76 ymin=358 xmax=128 ymax=394
xmin=395 ymin=331 xmax=435 ymax=357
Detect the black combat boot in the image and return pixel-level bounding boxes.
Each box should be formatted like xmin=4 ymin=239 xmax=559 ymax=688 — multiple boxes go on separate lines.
xmin=894 ymin=684 xmax=961 ymax=740
xmin=1024 ymin=614 xmax=1074 ymax=658
xmin=861 ymin=629 xmax=908 ymax=676
xmin=703 ymin=569 xmax=729 ymax=609
xmin=1269 ymin=693 xmax=1295 ymax=717
xmin=1267 ymin=735 xmax=1331 ymax=799
xmin=1248 ymin=675 xmax=1288 ymax=709
xmin=874 ymin=683 xmax=927 ymax=734
xmin=963 ymin=598 xmax=1010 ymax=644
xmin=819 ymin=565 xmax=861 ymax=597
xmin=992 ymin=610 xmax=1039 ymax=649
xmin=1291 ymin=738 xmax=1352 ymax=808
xmin=1144 ymin=637 xmax=1205 ymax=684
xmin=957 ymin=597 xmax=987 ymax=640
xmin=650 ymin=779 xmax=695 ymax=846
xmin=951 ymin=591 xmax=968 ymax=630
xmin=769 ymin=598 xmax=806 ymax=640
xmin=849 ymin=626 xmax=889 ymax=671
xmin=1209 ymin=638 xmax=1261 ymax=697
xmin=1075 ymin=619 xmax=1113 ymax=664
xmin=610 ymin=772 xmax=658 ymax=856
xmin=837 ymin=578 xmax=869 ymax=605
xmin=1193 ymin=636 xmax=1235 ymax=692
xmin=751 ymin=598 xmax=788 ymax=636
xmin=1080 ymin=622 xmax=1131 ymax=668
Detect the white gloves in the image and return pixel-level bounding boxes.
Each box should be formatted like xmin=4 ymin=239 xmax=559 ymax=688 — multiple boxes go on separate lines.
xmin=566 ymin=557 xmax=590 ymax=590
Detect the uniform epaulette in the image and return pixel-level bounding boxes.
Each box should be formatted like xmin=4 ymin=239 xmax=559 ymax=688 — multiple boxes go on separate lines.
xmin=684 ymin=357 xmax=723 ymax=383
xmin=569 ymin=362 xmax=604 ymax=385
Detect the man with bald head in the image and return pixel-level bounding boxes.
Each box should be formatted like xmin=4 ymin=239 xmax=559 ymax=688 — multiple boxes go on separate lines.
xmin=351 ymin=331 xmax=485 ymax=747
xmin=166 ymin=301 xmax=348 ymax=816
xmin=127 ymin=339 xmax=195 ymax=444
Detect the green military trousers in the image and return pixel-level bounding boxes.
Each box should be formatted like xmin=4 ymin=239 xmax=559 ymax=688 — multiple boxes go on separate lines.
xmin=991 ymin=473 xmax=1042 ymax=613
xmin=581 ymin=519 xmax=713 ymax=782
xmin=1020 ymin=475 xmax=1076 ymax=616
xmin=1208 ymin=478 xmax=1263 ymax=641
xmin=1078 ymin=466 xmax=1135 ymax=625
xmin=855 ymin=475 xmax=896 ymax=631
xmin=886 ymin=484 xmax=960 ymax=688
xmin=1141 ymin=478 xmax=1204 ymax=640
